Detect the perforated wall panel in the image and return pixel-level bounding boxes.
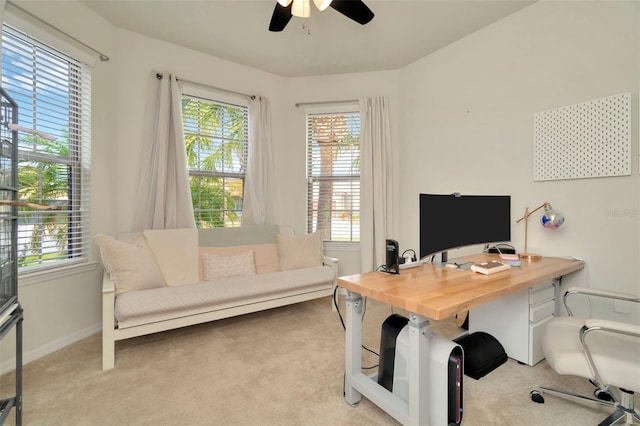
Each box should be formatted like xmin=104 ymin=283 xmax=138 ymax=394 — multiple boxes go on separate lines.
xmin=533 ymin=92 xmax=631 ymax=181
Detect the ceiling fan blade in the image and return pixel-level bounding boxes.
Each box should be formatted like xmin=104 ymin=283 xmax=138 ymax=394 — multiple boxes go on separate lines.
xmin=329 ymin=0 xmax=374 ymax=25
xmin=269 ymin=2 xmax=293 ymax=32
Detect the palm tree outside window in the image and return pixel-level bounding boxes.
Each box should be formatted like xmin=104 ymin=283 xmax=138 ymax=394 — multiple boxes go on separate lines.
xmin=181 ymin=93 xmax=248 ymax=228
xmin=1 ymin=26 xmax=92 ymax=272
xmin=306 ymin=110 xmax=360 ymax=244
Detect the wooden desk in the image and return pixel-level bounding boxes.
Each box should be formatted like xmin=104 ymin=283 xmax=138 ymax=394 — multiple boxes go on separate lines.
xmin=338 ymin=254 xmax=584 ymax=425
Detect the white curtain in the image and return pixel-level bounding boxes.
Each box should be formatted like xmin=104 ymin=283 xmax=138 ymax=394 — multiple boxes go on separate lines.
xmin=359 ymin=96 xmax=394 ymax=272
xmin=242 ymin=95 xmax=278 ymax=225
xmin=133 ymin=72 xmax=196 ymax=230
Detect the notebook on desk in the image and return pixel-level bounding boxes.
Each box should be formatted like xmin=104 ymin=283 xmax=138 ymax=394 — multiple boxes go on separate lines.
xmin=470 ymin=261 xmax=511 ymax=275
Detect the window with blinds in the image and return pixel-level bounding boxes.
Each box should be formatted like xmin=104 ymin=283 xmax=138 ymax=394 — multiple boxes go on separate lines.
xmin=1 ymin=26 xmax=92 ymax=272
xmin=182 ymin=94 xmax=248 ymax=228
xmin=306 ymin=111 xmax=360 ymax=243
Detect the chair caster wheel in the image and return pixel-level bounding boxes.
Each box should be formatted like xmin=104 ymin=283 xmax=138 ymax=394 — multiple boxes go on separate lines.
xmin=530 ymin=390 xmax=545 ymax=404
xmin=594 ymin=389 xmax=613 ymax=402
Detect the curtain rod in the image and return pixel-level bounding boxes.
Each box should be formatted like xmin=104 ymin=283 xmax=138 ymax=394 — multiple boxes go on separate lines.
xmin=7 ymin=1 xmax=109 ymax=62
xmin=295 ymin=99 xmax=357 ymax=108
xmin=156 ymin=73 xmax=256 ymax=100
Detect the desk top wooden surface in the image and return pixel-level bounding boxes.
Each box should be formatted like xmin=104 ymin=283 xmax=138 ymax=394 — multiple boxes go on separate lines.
xmin=337 ymin=254 xmax=584 ymax=320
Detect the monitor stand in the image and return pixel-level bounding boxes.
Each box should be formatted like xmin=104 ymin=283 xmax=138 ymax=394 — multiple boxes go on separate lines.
xmin=436 ymin=252 xmax=474 ymax=271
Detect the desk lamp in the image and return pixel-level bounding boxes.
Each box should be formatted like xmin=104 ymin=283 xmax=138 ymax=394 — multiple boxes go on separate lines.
xmin=516 ymin=202 xmax=565 ymax=260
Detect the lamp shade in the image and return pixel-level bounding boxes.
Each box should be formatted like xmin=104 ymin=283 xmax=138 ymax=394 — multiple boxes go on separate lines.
xmin=313 ymin=0 xmax=333 ymax=11
xmin=541 ymin=206 xmax=565 ymax=230
xmin=292 ymin=0 xmax=311 ymax=17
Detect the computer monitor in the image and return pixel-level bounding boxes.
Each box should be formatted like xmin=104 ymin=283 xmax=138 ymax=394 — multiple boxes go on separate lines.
xmin=419 ymin=193 xmax=511 ymax=262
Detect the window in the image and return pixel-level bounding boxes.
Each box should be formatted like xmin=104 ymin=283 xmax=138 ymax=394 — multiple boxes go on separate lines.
xmin=306 ymin=110 xmax=360 ymax=243
xmin=1 ymin=26 xmax=92 ymax=272
xmin=181 ymin=92 xmax=248 ymax=228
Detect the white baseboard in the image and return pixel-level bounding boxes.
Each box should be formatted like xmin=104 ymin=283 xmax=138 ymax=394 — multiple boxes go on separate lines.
xmin=1 ymin=322 xmax=101 ymax=374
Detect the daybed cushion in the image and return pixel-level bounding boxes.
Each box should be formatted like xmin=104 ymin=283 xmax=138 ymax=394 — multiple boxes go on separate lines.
xmin=143 ymin=228 xmax=199 ymax=286
xmin=198 ymin=243 xmax=279 ymax=278
xmin=202 ymin=250 xmax=256 ymax=281
xmin=95 ymin=233 xmax=165 ymax=295
xmin=114 ymin=265 xmax=335 ymax=327
xmin=276 ymin=232 xmax=324 ymax=271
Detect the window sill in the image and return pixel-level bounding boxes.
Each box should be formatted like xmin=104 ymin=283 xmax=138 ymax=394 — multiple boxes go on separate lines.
xmin=324 ymin=241 xmax=360 ymax=252
xmin=18 ymin=261 xmax=100 ymax=287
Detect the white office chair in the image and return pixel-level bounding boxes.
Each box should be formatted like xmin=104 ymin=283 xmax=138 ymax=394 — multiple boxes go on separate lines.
xmin=531 ymin=286 xmax=640 ymax=425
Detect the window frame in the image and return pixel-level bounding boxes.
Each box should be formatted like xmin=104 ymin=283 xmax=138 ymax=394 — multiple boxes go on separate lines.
xmin=1 ymin=25 xmax=94 ymax=279
xmin=181 ymin=83 xmax=249 ymax=228
xmin=305 ymin=103 xmax=361 ymax=250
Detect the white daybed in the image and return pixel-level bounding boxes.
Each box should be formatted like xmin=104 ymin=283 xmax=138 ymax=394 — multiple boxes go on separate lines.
xmin=96 ymin=225 xmax=338 ymax=370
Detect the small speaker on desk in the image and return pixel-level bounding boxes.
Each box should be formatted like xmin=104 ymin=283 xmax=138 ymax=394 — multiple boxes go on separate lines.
xmin=386 ymin=239 xmax=399 ymax=274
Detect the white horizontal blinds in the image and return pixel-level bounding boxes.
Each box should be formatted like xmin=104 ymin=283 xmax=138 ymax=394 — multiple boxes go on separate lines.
xmin=1 ymin=26 xmax=92 ymax=271
xmin=182 ymin=94 xmax=248 ymax=228
xmin=306 ymin=112 xmax=360 ymax=242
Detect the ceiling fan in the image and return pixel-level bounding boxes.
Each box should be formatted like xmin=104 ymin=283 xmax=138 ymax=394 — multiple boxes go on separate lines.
xmin=269 ymin=0 xmax=375 ymax=32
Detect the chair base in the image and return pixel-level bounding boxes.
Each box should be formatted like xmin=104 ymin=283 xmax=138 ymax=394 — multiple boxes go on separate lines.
xmin=536 ymin=385 xmax=640 ymax=425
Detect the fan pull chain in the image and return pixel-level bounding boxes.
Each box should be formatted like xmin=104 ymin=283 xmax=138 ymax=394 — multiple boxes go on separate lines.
xmin=302 ymin=20 xmax=311 ymax=35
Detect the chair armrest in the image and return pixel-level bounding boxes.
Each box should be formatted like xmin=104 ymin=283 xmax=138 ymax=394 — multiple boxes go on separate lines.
xmin=102 ymin=271 xmax=115 ymax=294
xmin=323 ymin=256 xmax=339 ymax=282
xmin=323 ymin=255 xmax=339 ymax=267
xmin=579 ymin=317 xmax=640 ymax=387
xmin=584 ymin=318 xmax=640 ymax=338
xmin=564 ymin=286 xmax=640 ymax=316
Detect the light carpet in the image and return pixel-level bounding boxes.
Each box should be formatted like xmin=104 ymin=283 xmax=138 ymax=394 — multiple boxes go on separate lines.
xmin=0 ymin=295 xmax=635 ymax=425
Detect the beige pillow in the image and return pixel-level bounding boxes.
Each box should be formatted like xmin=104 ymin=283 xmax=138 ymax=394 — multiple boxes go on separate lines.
xmin=277 ymin=232 xmax=324 ymax=271
xmin=95 ymin=233 xmax=166 ymax=295
xmin=143 ymin=228 xmax=199 ymax=286
xmin=202 ymin=250 xmax=256 ymax=281
xmin=198 ymin=244 xmax=278 ymax=279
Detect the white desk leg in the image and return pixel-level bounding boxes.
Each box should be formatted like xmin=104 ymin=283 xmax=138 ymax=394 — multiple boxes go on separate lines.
xmin=344 ymin=291 xmax=363 ymax=406
xmin=552 ymin=277 xmax=562 ymax=316
xmin=408 ymin=313 xmax=430 ymax=425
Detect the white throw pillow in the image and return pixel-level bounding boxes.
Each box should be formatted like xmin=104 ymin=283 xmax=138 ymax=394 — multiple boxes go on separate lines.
xmin=202 ymin=250 xmax=256 ymax=281
xmin=143 ymin=228 xmax=199 ymax=286
xmin=198 ymin=244 xmax=278 ymax=279
xmin=276 ymin=232 xmax=324 ymax=271
xmin=95 ymin=233 xmax=166 ymax=295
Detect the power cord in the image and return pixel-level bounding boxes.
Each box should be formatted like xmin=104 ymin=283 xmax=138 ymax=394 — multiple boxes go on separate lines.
xmin=401 ymin=249 xmax=417 ymax=262
xmin=484 ymin=243 xmax=516 ymax=254
xmin=333 ymin=286 xmax=379 ymax=370
xmin=376 ymin=264 xmax=392 ymax=273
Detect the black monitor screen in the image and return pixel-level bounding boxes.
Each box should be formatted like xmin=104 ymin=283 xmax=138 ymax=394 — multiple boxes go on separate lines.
xmin=419 ymin=193 xmax=511 ymax=259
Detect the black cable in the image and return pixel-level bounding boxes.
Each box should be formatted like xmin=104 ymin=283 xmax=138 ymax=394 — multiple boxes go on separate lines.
xmin=376 ymin=264 xmax=389 ymax=273
xmin=333 ymin=286 xmax=380 ymax=369
xmin=484 ymin=243 xmax=516 ymax=254
xmin=401 ymin=248 xmax=417 ymax=262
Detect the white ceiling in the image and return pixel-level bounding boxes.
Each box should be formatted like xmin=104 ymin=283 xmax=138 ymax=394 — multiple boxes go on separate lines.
xmin=82 ymin=0 xmax=534 ymax=78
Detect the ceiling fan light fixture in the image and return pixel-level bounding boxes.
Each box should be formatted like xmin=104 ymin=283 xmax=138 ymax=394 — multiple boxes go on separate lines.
xmin=312 ymin=0 xmax=333 ymax=11
xmin=291 ymin=0 xmax=311 ymax=18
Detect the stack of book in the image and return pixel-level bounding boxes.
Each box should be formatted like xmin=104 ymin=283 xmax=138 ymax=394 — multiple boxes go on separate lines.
xmin=470 ymin=261 xmax=511 ymax=275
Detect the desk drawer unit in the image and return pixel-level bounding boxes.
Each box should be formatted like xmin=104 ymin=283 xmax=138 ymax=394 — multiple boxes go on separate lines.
xmin=469 ymin=282 xmax=555 ymax=366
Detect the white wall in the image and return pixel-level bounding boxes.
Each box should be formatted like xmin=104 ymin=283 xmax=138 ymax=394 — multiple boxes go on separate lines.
xmin=397 ymin=0 xmax=640 ymax=321
xmin=2 ymin=0 xmax=638 ymax=367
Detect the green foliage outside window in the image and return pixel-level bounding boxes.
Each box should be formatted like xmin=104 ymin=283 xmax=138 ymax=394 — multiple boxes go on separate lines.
xmin=182 ymin=95 xmax=247 ymax=228
xmin=17 ymin=135 xmax=72 ymax=266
